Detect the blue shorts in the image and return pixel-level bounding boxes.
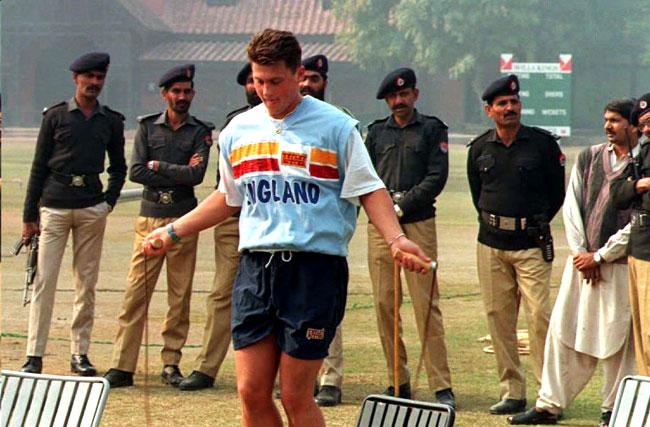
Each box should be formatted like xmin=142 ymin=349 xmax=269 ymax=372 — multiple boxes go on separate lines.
xmin=231 ymin=251 xmax=348 ymax=360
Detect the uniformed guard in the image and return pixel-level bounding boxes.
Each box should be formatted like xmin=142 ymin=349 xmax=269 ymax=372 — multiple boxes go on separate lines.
xmin=221 ymin=63 xmax=262 ymax=129
xmin=467 ymin=74 xmax=565 ymax=415
xmin=298 ymin=53 xmax=356 ymax=407
xmin=611 ymin=93 xmax=650 ymax=376
xmin=20 ymin=52 xmax=127 ymax=375
xmin=104 ymin=64 xmax=213 ymax=388
xmin=365 ymin=67 xmax=456 ymax=408
xmin=178 ymin=62 xmax=257 ymax=391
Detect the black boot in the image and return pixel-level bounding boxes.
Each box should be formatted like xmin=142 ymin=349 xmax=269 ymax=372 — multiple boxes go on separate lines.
xmin=161 ymin=365 xmax=184 ymax=387
xmin=435 ymin=388 xmax=457 ymax=410
xmin=71 ymin=354 xmax=97 ymax=376
xmin=21 ymin=356 xmax=42 ymax=374
xmin=179 ymin=370 xmax=215 ymax=391
xmin=508 ymin=407 xmax=559 ymax=425
xmin=489 ymin=398 xmax=527 ymax=415
xmin=315 ymin=385 xmax=342 ymax=407
xmin=383 ymin=383 xmax=411 ymax=399
xmin=104 ymin=368 xmax=134 ymax=388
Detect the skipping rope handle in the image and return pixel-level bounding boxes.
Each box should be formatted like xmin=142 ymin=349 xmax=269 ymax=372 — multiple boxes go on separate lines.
xmin=393 ymin=249 xmax=438 ymax=271
xmin=151 ymin=238 xmax=163 ymax=250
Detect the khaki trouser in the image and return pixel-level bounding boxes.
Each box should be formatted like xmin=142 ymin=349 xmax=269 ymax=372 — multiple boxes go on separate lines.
xmin=536 ymin=331 xmax=635 ymax=415
xmin=368 ymin=218 xmax=452 ymax=392
xmin=111 ymin=216 xmax=198 ymax=372
xmin=477 ymin=242 xmax=552 ymax=400
xmin=26 ymin=203 xmax=110 ymax=356
xmin=193 ymin=216 xmax=239 ymax=378
xmin=628 ymin=256 xmax=650 ymax=376
xmin=319 ymin=325 xmax=343 ymax=388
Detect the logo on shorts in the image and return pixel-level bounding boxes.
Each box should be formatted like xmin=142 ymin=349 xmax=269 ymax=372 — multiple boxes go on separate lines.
xmin=306 ymin=328 xmax=325 ymax=340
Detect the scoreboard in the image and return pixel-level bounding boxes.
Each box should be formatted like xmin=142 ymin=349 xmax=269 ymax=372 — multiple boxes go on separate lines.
xmin=500 ymin=54 xmax=572 ymax=137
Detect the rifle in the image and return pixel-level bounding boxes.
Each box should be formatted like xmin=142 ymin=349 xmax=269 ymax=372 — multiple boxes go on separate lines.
xmin=13 ymin=236 xmax=39 ymax=306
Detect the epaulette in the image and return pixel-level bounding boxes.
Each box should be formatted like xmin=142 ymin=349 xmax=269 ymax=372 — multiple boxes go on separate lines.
xmin=105 ymin=106 xmax=125 ymax=121
xmin=466 ymin=129 xmax=491 ymax=147
xmin=367 ymin=116 xmax=389 ymax=129
xmin=194 ymin=117 xmax=216 ymax=131
xmin=136 ymin=112 xmax=162 ymax=123
xmin=531 ymin=126 xmax=560 ymax=141
xmin=421 ymin=114 xmax=448 ymax=129
xmin=226 ymin=105 xmax=250 ymax=119
xmin=42 ymin=101 xmax=66 ymax=115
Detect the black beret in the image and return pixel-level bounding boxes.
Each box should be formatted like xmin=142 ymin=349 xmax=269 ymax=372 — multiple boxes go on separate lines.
xmin=158 ymin=64 xmax=195 ymax=88
xmin=302 ymin=55 xmax=328 ymax=77
xmin=69 ymin=52 xmax=110 ymax=73
xmin=236 ymin=63 xmax=252 ymax=86
xmin=376 ymin=67 xmax=416 ymax=99
xmin=631 ymin=93 xmax=650 ymax=126
xmin=482 ymin=74 xmax=519 ymax=103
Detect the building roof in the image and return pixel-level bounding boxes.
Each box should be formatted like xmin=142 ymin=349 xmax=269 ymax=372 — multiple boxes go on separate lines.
xmin=117 ymin=0 xmax=170 ymax=31
xmin=141 ymin=0 xmax=344 ymax=35
xmin=141 ymin=40 xmax=350 ymax=62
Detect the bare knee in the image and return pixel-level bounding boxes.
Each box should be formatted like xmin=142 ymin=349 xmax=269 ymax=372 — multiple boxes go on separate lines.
xmin=238 ymin=379 xmax=272 ymax=408
xmin=279 ymin=387 xmax=312 ymax=415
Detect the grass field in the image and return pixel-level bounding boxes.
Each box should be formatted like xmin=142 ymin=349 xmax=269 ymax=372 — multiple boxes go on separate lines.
xmin=1 ymin=130 xmax=607 ymax=426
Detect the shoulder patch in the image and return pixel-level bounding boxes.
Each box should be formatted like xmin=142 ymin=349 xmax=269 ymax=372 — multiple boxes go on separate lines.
xmin=42 ymin=101 xmax=66 ymax=115
xmin=136 ymin=112 xmax=162 ymax=123
xmin=466 ymin=129 xmax=491 ymax=147
xmin=422 ymin=114 xmax=448 ymax=129
xmin=104 ymin=106 xmax=125 ymax=121
xmin=194 ymin=117 xmax=216 ymax=131
xmin=531 ymin=126 xmax=560 ymax=141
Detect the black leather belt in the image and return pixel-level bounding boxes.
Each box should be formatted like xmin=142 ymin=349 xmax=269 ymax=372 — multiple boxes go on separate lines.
xmin=50 ymin=172 xmax=99 ymax=188
xmin=631 ymin=211 xmax=650 ymax=227
xmin=143 ymin=189 xmax=193 ymax=205
xmin=481 ymin=211 xmax=527 ymax=231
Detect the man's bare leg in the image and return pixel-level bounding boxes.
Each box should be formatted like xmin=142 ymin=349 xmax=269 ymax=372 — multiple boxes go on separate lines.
xmin=279 ymin=352 xmax=325 ymax=427
xmin=235 ymin=335 xmax=282 ymax=427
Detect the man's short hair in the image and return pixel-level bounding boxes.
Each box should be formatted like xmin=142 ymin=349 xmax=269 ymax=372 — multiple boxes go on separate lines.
xmin=247 ymin=29 xmax=302 ymax=71
xmin=604 ymin=98 xmax=635 ymax=122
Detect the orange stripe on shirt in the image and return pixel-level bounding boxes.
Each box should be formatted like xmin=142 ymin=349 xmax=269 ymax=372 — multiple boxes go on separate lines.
xmin=230 ymin=141 xmax=280 ymax=163
xmin=310 ymin=147 xmax=337 ymax=166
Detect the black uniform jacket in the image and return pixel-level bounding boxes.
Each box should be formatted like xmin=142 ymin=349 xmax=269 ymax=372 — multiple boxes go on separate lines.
xmin=365 ymin=111 xmax=449 ymax=224
xmin=467 ymin=125 xmax=565 ymax=250
xmin=611 ymin=139 xmax=650 ymax=260
xmin=130 ymin=111 xmax=213 ymax=218
xmin=23 ymin=98 xmax=127 ymax=222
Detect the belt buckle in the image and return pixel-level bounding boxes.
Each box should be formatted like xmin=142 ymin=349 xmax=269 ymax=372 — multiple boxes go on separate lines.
xmin=640 ymin=213 xmax=648 ymax=227
xmin=70 ymin=175 xmax=85 ymax=187
xmin=158 ymin=191 xmax=173 ymax=205
xmin=500 ymin=216 xmax=516 ymax=231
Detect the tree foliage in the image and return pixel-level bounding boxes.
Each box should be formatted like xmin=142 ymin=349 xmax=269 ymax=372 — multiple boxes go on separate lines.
xmin=333 ymin=0 xmax=650 ymax=127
